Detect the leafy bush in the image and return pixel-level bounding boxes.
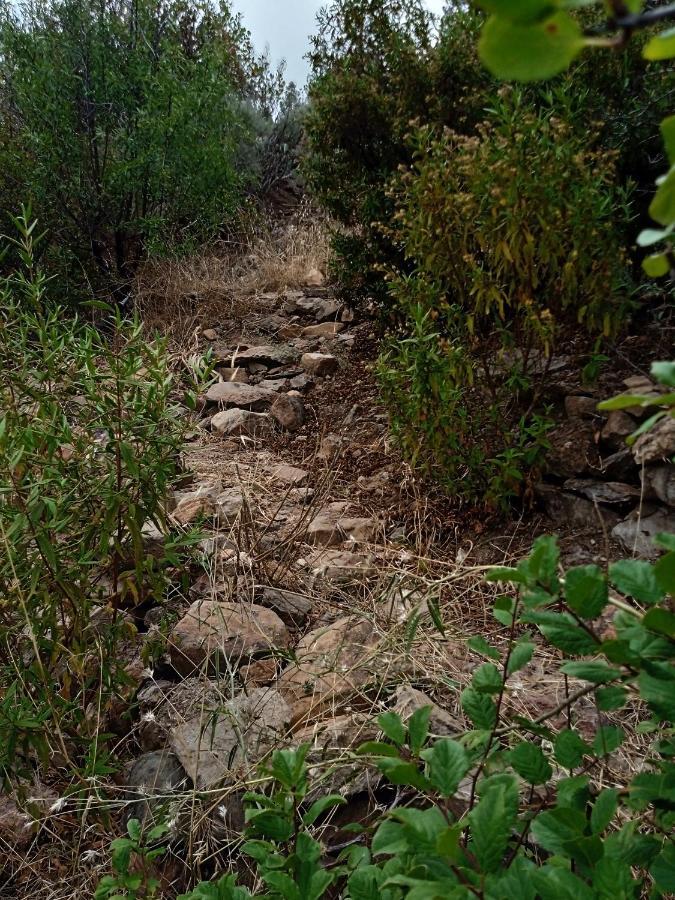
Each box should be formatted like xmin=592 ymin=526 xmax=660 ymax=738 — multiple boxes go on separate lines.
xmin=98 ymin=520 xmax=675 ymax=898
xmin=304 ymin=0 xmax=438 ymax=302
xmin=0 ymin=212 xmax=188 ymax=783
xmin=377 ymin=90 xmax=631 ymax=504
xmin=0 ymin=0 xmax=269 ymax=289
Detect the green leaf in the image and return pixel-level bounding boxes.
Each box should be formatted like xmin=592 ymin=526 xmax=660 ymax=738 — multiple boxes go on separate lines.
xmin=472 ymin=662 xmax=503 ymax=694
xmin=477 ymin=0 xmax=556 ymax=25
xmin=655 ymin=550 xmax=675 ymax=594
xmin=564 ymin=565 xmax=608 ymax=618
xmin=651 ymin=360 xmax=675 ymax=387
xmin=531 ymin=806 xmax=587 ymax=857
xmin=467 ymin=635 xmax=501 ymax=660
xmin=493 ymin=595 xmax=516 ymax=626
xmin=531 ymin=865 xmax=595 ymax=900
xmin=509 ymin=741 xmax=552 ymax=784
xmin=637 ymin=225 xmax=674 ymax=247
xmin=486 ymin=566 xmax=527 ymax=584
xmin=642 ymin=607 xmax=675 ymax=638
xmin=650 ymin=166 xmax=675 ymax=227
xmin=421 ymin=739 xmax=470 ymax=797
xmin=357 ymin=741 xmax=401 ymax=758
xmin=651 ymin=842 xmax=675 ymax=892
xmin=561 ymin=661 xmax=622 ymax=683
xmin=507 ymin=639 xmax=535 ymax=675
xmin=539 ymin=619 xmax=599 ymax=656
xmin=468 ymin=782 xmax=515 ymax=873
xmin=639 ymin=663 xmax=675 ymax=719
xmin=643 ymin=252 xmax=671 ymax=277
xmin=479 ymin=13 xmax=584 ymax=83
xmin=376 ymin=758 xmax=429 ymax=790
xmin=644 ymin=26 xmax=675 ymax=60
xmin=593 ymin=725 xmax=624 ymax=756
xmin=371 ymin=819 xmax=407 ymax=856
xmin=661 ymin=117 xmax=675 ymax=167
xmin=595 ymin=685 xmax=628 ymax=711
xmin=461 ymin=687 xmax=497 ymax=729
xmin=590 ymin=788 xmax=618 ymax=834
xmin=610 ymin=559 xmax=665 ymax=605
xmin=597 ymin=393 xmax=652 ymax=411
xmin=378 ymin=712 xmax=406 ymax=746
xmin=407 ymin=705 xmax=432 ymax=754
xmin=302 ymin=794 xmax=346 ymax=826
xmin=554 ymin=729 xmax=589 ymax=769
xmin=524 ymin=534 xmax=560 ymax=589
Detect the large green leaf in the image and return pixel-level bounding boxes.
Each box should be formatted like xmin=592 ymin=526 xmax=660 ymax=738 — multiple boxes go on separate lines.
xmin=564 ymin=565 xmax=608 ymax=618
xmin=479 ymin=13 xmax=584 ymax=82
xmin=507 ymin=638 xmax=535 ymax=675
xmin=421 ymin=739 xmax=470 ymax=798
xmin=509 ymin=741 xmax=552 ymax=784
xmin=468 ymin=782 xmax=515 ymax=873
xmin=590 ymin=788 xmax=618 ymax=835
xmin=644 ymin=27 xmax=675 ymax=61
xmin=478 ymin=0 xmax=556 ymax=24
xmin=560 ymin=661 xmax=622 ymax=683
xmin=472 ymin=662 xmax=503 ymax=694
xmin=650 ymin=166 xmax=675 ymax=227
xmin=554 ymin=729 xmax=590 ymax=770
xmin=461 ymin=687 xmax=497 ymax=729
xmin=609 ymin=559 xmax=665 ymax=605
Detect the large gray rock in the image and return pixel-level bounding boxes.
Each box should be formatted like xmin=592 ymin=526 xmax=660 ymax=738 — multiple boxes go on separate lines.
xmin=301 ymin=322 xmax=345 ymax=338
xmin=205 ymin=381 xmax=276 ymax=411
xmin=642 ymin=465 xmax=675 ymax=506
xmin=252 ymin=585 xmax=313 ymax=627
xmin=601 ymin=411 xmax=637 ymax=450
xmin=277 ymin=617 xmax=379 ymax=721
xmin=612 ymin=508 xmax=675 ymax=559
xmin=170 ymin=687 xmax=291 ymax=789
xmin=563 ymin=478 xmax=641 ymax=506
xmin=168 ymin=600 xmax=290 ymax=676
xmin=125 ymin=751 xmax=188 ymax=826
xmin=211 ymin=408 xmax=275 ymax=439
xmin=232 ymin=345 xmax=299 ymax=367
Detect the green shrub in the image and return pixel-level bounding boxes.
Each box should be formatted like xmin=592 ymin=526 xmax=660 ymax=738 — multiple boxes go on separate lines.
xmin=304 ymin=0 xmax=438 ymax=302
xmin=0 ymin=212 xmax=188 ymax=783
xmin=378 ymin=89 xmax=632 ymax=505
xmin=0 ymin=0 xmax=266 ymax=289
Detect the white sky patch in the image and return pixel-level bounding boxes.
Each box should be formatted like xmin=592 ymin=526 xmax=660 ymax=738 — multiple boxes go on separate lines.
xmin=236 ymin=0 xmax=447 ymax=87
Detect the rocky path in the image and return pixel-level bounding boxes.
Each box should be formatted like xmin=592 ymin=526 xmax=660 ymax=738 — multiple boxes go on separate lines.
xmin=127 ymin=280 xmax=465 ymax=847
xmin=124 ymin=276 xmax=675 ymax=854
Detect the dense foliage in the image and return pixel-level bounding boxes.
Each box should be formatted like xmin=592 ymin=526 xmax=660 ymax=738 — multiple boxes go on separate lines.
xmin=0 ymin=0 xmax=291 ymax=292
xmin=304 ymin=0 xmax=673 ymax=505
xmin=0 ymin=213 xmax=191 ymax=783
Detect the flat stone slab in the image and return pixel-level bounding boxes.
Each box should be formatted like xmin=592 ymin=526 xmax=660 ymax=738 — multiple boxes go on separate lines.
xmin=205 ymin=381 xmax=276 ymax=411
xmin=170 ymin=687 xmax=291 ymax=789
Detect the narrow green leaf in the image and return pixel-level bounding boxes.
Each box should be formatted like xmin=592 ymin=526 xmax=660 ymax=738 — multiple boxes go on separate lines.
xmin=590 ymin=788 xmax=618 ymax=834
xmin=378 ymin=712 xmax=406 ymax=746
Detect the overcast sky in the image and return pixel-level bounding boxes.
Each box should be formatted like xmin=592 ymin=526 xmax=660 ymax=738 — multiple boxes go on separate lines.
xmin=235 ymin=0 xmax=447 ymax=87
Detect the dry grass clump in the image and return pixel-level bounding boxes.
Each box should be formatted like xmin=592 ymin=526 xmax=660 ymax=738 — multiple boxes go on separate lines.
xmin=133 ymin=204 xmax=331 ymax=344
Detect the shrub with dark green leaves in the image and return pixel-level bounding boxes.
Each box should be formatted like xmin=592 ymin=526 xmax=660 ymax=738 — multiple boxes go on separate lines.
xmin=0 ymin=0 xmax=269 ymax=289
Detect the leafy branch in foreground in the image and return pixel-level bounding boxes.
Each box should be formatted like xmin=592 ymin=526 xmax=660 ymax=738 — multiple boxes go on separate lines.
xmin=98 ymin=520 xmax=675 ymax=898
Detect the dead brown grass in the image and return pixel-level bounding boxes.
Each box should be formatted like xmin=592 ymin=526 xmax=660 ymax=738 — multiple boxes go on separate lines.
xmin=134 ymin=204 xmax=330 ymax=346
